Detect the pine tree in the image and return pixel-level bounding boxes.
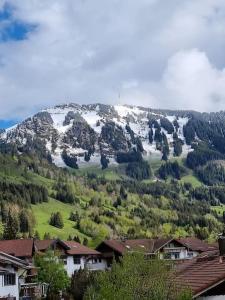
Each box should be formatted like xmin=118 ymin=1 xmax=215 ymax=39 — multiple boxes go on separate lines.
xmin=3 ymin=209 xmax=19 ymax=240
xmin=0 ymin=203 xmax=8 ymax=223
xmin=74 ymin=236 xmax=81 ymax=243
xmin=83 ymin=238 xmax=88 ymax=246
xmin=100 ymin=154 xmax=109 ymax=169
xmin=44 ymin=232 xmax=51 ymax=239
xmin=19 ymin=210 xmax=30 ymax=233
xmin=120 ymin=186 xmax=127 ymax=200
xmin=34 ymin=230 xmax=40 ymax=240
xmin=68 ymin=235 xmax=73 ymax=241
xmin=49 ymin=212 xmax=64 ymax=229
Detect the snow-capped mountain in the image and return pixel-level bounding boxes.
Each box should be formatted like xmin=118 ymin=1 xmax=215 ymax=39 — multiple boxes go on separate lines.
xmin=0 ymin=103 xmax=193 ymax=168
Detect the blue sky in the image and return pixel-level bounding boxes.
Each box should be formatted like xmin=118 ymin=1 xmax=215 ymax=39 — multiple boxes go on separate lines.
xmin=0 ymin=119 xmax=17 ymax=129
xmin=1 ymin=0 xmax=225 ymax=120
xmin=0 ymin=3 xmax=36 ymax=42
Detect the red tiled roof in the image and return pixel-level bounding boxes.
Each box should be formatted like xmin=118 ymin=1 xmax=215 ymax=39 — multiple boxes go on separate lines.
xmin=178 ymin=237 xmax=217 ymax=252
xmin=153 ymin=238 xmax=174 ymax=251
xmin=34 ymin=239 xmax=55 ymax=251
xmin=101 ymin=240 xmax=127 ymax=254
xmin=98 ymin=238 xmax=178 ymax=255
xmin=175 ymin=253 xmax=225 ymax=297
xmin=63 ymin=241 xmax=100 ymax=256
xmin=0 ymin=239 xmax=34 ymax=258
xmin=35 ymin=239 xmax=100 ymax=256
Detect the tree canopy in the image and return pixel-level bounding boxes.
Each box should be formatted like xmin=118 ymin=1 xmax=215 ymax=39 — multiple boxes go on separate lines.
xmin=84 ymin=253 xmax=192 ymax=300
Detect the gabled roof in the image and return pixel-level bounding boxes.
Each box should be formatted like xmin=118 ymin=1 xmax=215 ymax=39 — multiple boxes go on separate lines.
xmin=175 ymin=253 xmax=225 ymax=298
xmin=97 ymin=238 xmax=183 ymax=255
xmin=0 ymin=251 xmax=30 ymax=269
xmin=34 ymin=239 xmax=55 ymax=251
xmin=63 ymin=241 xmax=100 ymax=255
xmin=35 ymin=239 xmax=100 ymax=256
xmin=0 ymin=239 xmax=34 ymax=258
xmin=178 ymin=237 xmax=217 ymax=253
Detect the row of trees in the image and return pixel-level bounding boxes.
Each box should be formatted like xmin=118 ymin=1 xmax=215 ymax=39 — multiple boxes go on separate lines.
xmin=1 ymin=208 xmax=35 ymax=239
xmin=0 ymin=180 xmax=48 ymax=206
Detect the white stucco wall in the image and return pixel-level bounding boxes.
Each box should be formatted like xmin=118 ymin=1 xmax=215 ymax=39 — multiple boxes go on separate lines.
xmin=0 ymin=269 xmax=19 ymax=300
xmin=64 ymin=256 xmax=107 ymax=277
xmin=64 ymin=256 xmax=85 ymax=277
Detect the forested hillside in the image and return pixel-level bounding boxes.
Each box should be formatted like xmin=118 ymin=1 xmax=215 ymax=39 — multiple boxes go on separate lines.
xmin=1 ymin=104 xmax=225 ymax=245
xmin=0 ymin=149 xmax=223 ymax=246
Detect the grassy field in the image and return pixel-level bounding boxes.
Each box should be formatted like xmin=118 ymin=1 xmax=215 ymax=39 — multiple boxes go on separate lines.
xmin=73 ymin=165 xmax=123 ymax=181
xmin=32 ymin=198 xmax=89 ymax=240
xmin=211 ymin=205 xmax=225 ymax=216
xmin=180 ymin=174 xmax=202 ymax=188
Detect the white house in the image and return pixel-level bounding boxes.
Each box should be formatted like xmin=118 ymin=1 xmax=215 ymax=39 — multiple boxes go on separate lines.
xmin=34 ymin=239 xmax=107 ymax=277
xmin=0 ymin=251 xmax=30 ymax=300
xmin=96 ymin=237 xmax=217 ymax=266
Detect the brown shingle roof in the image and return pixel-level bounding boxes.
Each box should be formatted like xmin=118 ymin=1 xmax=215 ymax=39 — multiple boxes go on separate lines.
xmin=0 ymin=239 xmax=34 ymax=258
xmin=63 ymin=241 xmax=100 ymax=256
xmin=98 ymin=238 xmax=177 ymax=255
xmin=34 ymin=239 xmax=55 ymax=251
xmin=175 ymin=253 xmax=225 ymax=297
xmin=178 ymin=237 xmax=217 ymax=252
xmin=102 ymin=240 xmax=127 ymax=254
xmin=35 ymin=239 xmax=100 ymax=256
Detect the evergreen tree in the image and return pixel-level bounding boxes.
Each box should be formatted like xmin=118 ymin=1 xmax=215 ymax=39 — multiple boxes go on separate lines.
xmin=49 ymin=212 xmax=64 ymax=229
xmin=44 ymin=232 xmax=51 ymax=239
xmin=83 ymin=238 xmax=88 ymax=246
xmin=173 ymin=139 xmax=183 ymax=157
xmin=148 ymin=128 xmax=154 ymax=144
xmin=120 ymin=186 xmax=127 ymax=200
xmin=19 ymin=210 xmax=30 ymax=233
xmin=3 ymin=209 xmax=19 ymax=240
xmin=0 ymin=203 xmax=8 ymax=223
xmin=34 ymin=230 xmax=40 ymax=240
xmin=100 ymin=154 xmax=109 ymax=169
xmin=74 ymin=236 xmax=81 ymax=243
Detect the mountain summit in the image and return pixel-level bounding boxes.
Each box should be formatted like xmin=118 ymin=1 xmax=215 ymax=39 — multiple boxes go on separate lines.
xmin=0 ymin=103 xmax=217 ymax=168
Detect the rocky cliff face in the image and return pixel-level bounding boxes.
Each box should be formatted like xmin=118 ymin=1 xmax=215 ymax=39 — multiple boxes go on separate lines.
xmin=0 ymin=103 xmax=194 ymax=167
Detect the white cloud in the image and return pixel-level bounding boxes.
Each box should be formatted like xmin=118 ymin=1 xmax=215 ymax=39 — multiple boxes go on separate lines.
xmin=0 ymin=0 xmax=225 ymax=118
xmin=161 ymin=49 xmax=225 ymax=112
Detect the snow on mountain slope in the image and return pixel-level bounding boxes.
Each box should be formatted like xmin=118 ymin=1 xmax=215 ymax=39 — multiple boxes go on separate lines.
xmin=0 ymin=103 xmax=191 ymax=168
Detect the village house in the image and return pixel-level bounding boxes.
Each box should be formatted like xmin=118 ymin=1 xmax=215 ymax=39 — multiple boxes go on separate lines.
xmin=0 ymin=251 xmax=47 ymax=300
xmin=34 ymin=239 xmax=107 ymax=276
xmin=96 ymin=237 xmax=217 ymax=266
xmin=0 ymin=240 xmax=35 ymax=263
xmin=0 ymin=239 xmax=107 ymax=278
xmin=0 ymin=251 xmax=31 ymax=300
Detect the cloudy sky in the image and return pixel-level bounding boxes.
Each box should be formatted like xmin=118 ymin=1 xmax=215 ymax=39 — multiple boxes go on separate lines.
xmin=0 ymin=0 xmax=225 ymax=123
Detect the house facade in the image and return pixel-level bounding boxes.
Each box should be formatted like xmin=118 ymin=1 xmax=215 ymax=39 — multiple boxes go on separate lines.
xmin=34 ymin=239 xmax=107 ymax=276
xmin=96 ymin=237 xmax=217 ymax=266
xmin=0 ymin=252 xmax=30 ymax=300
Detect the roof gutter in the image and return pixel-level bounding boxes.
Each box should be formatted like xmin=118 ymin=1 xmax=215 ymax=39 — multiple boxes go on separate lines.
xmin=193 ymin=278 xmax=225 ymax=299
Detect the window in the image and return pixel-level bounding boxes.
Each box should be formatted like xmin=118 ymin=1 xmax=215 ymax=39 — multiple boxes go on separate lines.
xmin=173 ymin=252 xmax=180 ymax=259
xmin=73 ymin=256 xmax=81 ymax=265
xmin=99 ymin=258 xmax=102 ymax=263
xmin=63 ymin=259 xmax=67 ymax=265
xmin=4 ymin=273 xmax=16 ymax=286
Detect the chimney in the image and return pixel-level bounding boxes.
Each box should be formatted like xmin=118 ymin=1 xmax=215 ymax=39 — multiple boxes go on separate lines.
xmin=218 ymin=233 xmax=225 ymax=263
